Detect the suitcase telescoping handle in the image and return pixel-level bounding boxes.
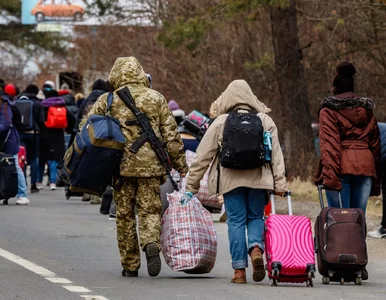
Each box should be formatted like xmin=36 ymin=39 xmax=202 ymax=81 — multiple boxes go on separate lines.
xmin=269 ymin=190 xmax=292 ymax=215
xmin=317 ymin=185 xmax=342 ymax=209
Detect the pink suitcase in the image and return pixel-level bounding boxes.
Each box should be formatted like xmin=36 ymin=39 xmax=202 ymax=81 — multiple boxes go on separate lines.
xmin=264 ymin=191 xmax=315 ymax=287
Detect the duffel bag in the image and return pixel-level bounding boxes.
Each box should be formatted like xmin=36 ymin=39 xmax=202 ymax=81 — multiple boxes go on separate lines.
xmin=63 ymin=93 xmax=126 ymax=196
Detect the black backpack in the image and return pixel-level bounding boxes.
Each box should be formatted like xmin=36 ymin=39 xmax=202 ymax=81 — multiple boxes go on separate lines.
xmin=220 ymin=111 xmax=265 ymax=169
xmin=15 ymin=97 xmax=34 ymax=131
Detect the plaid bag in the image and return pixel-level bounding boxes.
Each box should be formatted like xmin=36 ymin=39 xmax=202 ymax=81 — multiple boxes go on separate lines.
xmin=161 ymin=191 xmax=217 ymax=274
xmin=183 ymin=150 xmax=221 ymax=209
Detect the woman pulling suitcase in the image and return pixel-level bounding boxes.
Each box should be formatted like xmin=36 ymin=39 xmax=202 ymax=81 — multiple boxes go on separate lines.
xmin=314 ymin=62 xmax=381 ymax=284
xmin=185 ymin=80 xmax=287 ymax=284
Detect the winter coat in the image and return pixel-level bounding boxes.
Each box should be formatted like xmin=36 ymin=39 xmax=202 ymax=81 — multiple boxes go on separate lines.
xmin=79 ymin=56 xmax=188 ymax=177
xmin=16 ymin=92 xmax=45 ymax=132
xmin=314 ymin=92 xmax=381 ymax=194
xmin=186 ymin=79 xmax=287 ymax=197
xmin=76 ymin=89 xmax=106 ymax=127
xmin=378 ymin=122 xmax=386 ymax=162
xmin=62 ymin=93 xmax=78 ymax=124
xmin=0 ymin=95 xmax=20 ymax=155
xmin=40 ymin=97 xmax=75 ymax=161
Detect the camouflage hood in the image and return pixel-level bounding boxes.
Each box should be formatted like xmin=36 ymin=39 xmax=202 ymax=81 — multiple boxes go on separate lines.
xmin=108 ymin=57 xmax=150 ymax=90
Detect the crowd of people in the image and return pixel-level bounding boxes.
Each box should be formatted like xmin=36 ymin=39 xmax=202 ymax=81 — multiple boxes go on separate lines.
xmin=1 ymin=58 xmax=385 ymax=283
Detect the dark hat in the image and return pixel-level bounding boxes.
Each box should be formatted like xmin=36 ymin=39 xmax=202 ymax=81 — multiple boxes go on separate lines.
xmin=92 ymin=79 xmax=107 ymax=91
xmin=25 ymin=84 xmax=39 ymax=95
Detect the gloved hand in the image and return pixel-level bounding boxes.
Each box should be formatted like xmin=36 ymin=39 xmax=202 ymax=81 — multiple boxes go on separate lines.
xmin=180 ymin=191 xmax=194 ymax=205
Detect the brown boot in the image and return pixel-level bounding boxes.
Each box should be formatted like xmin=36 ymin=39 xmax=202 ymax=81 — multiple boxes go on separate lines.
xmin=250 ymin=246 xmax=266 ymax=282
xmin=231 ymin=269 xmax=247 ymax=284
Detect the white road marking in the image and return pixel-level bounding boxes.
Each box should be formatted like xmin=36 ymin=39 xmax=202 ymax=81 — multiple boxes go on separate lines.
xmin=63 ymin=286 xmax=91 ymax=293
xmin=46 ymin=277 xmax=72 ymax=284
xmin=0 ymin=247 xmax=109 ymax=300
xmin=0 ymin=248 xmax=55 ymax=277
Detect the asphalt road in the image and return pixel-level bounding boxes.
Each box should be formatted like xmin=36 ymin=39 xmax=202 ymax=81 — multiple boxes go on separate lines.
xmin=0 ymin=188 xmax=385 ymax=300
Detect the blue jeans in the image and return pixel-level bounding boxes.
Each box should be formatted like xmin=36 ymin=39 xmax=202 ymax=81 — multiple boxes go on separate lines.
xmin=39 ymin=160 xmax=58 ymax=184
xmin=223 ymin=187 xmax=266 ymax=269
xmin=13 ymin=154 xmax=28 ymax=198
xmin=326 ymin=175 xmax=372 ymax=213
xmin=19 ymin=133 xmax=39 ymax=185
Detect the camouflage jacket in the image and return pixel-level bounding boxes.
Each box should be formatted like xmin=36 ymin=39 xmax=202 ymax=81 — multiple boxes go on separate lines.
xmin=80 ymin=57 xmax=188 ymax=178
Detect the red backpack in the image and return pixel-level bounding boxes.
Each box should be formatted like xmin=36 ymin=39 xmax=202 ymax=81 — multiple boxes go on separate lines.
xmin=45 ymin=106 xmax=67 ymax=129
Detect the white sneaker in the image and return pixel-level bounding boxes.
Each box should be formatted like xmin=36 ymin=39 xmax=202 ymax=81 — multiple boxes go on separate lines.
xmin=368 ymin=227 xmax=386 ymax=239
xmin=50 ymin=183 xmax=56 ymax=191
xmin=16 ymin=197 xmax=30 ymax=205
xmin=36 ymin=183 xmax=44 ymax=190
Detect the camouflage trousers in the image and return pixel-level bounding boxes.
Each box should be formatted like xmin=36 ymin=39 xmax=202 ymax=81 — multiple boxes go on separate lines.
xmin=114 ymin=177 xmax=162 ymax=271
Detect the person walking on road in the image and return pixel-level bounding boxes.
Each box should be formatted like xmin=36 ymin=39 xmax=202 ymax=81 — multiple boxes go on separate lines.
xmin=39 ymin=90 xmax=75 ymax=191
xmin=16 ymin=84 xmax=45 ymax=193
xmin=186 ymin=80 xmax=287 ymax=284
xmin=0 ymin=93 xmax=30 ymax=205
xmin=368 ymin=122 xmax=386 ymax=238
xmin=314 ymin=62 xmax=381 ymax=213
xmin=80 ymin=57 xmax=188 ymax=278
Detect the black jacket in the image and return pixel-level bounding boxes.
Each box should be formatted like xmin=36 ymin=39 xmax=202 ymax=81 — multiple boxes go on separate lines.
xmin=76 ymin=89 xmax=106 ymax=128
xmin=16 ymin=93 xmax=45 ymax=132
xmin=62 ymin=94 xmax=78 ymax=120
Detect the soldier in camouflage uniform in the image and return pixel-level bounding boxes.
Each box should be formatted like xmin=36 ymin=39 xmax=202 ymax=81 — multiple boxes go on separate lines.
xmin=80 ymin=57 xmax=188 ymax=277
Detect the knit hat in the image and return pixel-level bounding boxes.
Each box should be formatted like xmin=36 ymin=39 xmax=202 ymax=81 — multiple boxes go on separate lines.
xmin=4 ymin=84 xmax=16 ymax=97
xmin=44 ymin=80 xmax=55 ymax=90
xmin=58 ymin=90 xmax=70 ymax=96
xmin=92 ymin=79 xmax=107 ymax=91
xmin=25 ymin=84 xmax=39 ymax=95
xmin=168 ymin=100 xmax=179 ymax=111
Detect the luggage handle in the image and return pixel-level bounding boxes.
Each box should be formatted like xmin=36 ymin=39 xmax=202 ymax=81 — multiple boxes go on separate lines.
xmin=269 ymin=190 xmax=292 ymax=216
xmin=317 ymin=185 xmax=342 ymax=209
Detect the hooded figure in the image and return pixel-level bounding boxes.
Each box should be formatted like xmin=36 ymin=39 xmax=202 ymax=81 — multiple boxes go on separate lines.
xmin=76 ymin=79 xmax=108 ymax=126
xmin=186 ymin=79 xmax=287 ymax=284
xmin=39 ymin=92 xmax=75 ymax=189
xmin=168 ymin=100 xmax=185 ymax=125
xmin=60 ymin=90 xmax=78 ymax=119
xmin=79 ymin=57 xmax=188 ymax=278
xmin=314 ymin=62 xmax=380 ymax=215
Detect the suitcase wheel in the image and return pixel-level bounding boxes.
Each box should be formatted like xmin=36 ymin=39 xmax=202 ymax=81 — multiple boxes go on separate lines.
xmin=322 ymin=277 xmax=330 ymax=285
xmin=355 ymin=277 xmax=362 ymax=285
xmin=270 ymin=278 xmax=278 ymax=287
xmin=2 ymin=199 xmax=8 ymax=205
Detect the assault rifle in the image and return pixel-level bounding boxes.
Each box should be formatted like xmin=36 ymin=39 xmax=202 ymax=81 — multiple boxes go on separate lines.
xmin=116 ymin=87 xmax=179 ymax=191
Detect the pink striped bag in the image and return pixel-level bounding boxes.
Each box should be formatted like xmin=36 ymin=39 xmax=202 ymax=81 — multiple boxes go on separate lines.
xmin=161 ymin=191 xmax=217 ymax=274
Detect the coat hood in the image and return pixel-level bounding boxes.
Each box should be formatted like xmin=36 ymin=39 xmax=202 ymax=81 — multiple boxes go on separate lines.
xmin=17 ymin=92 xmax=38 ymax=101
xmin=108 ymin=57 xmax=149 ymax=90
xmin=61 ymin=93 xmax=76 ymax=106
xmin=41 ymin=97 xmax=65 ymax=108
xmin=216 ymin=80 xmax=271 ymax=115
xmin=320 ymin=93 xmax=374 ymax=127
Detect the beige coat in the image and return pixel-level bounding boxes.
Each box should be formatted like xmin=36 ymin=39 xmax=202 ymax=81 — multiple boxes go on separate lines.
xmin=186 ymin=80 xmax=287 ymax=196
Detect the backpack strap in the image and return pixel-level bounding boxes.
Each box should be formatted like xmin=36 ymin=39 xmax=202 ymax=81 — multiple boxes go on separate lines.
xmin=107 ymin=92 xmax=113 ymax=112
